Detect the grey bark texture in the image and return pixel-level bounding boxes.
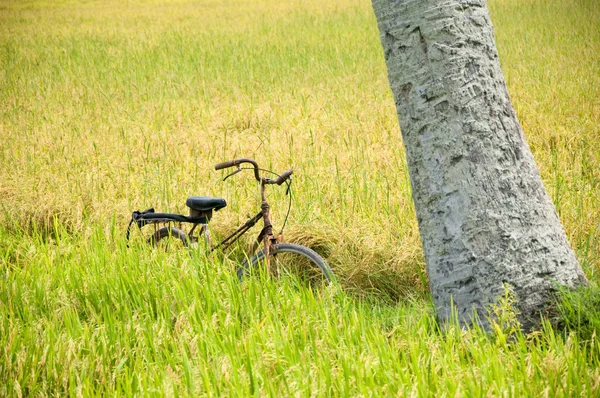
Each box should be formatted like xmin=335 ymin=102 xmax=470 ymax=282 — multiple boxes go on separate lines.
xmin=371 ymin=0 xmax=586 ymax=331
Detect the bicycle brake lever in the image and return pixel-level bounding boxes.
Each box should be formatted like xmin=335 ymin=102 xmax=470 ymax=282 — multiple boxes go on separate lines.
xmin=285 ymin=177 xmax=292 ymax=195
xmin=223 ymin=166 xmax=242 ymax=181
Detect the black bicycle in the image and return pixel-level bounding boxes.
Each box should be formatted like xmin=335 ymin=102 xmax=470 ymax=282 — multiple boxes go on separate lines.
xmin=127 ymin=158 xmax=334 ymax=286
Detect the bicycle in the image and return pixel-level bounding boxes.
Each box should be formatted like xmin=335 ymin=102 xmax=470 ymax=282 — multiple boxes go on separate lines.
xmin=126 ymin=158 xmax=334 ymax=286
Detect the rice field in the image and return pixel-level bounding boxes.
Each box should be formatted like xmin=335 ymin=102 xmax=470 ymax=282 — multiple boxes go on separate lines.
xmin=1 ymin=0 xmax=599 ymax=395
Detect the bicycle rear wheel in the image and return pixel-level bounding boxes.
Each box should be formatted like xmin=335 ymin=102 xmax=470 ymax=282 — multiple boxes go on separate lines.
xmin=148 ymin=226 xmax=189 ymax=250
xmin=237 ymin=243 xmax=334 ymax=287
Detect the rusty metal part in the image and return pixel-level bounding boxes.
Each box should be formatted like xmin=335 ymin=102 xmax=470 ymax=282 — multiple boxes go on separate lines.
xmin=214 ymin=158 xmax=261 ymax=181
xmin=211 ymin=211 xmax=263 ymax=252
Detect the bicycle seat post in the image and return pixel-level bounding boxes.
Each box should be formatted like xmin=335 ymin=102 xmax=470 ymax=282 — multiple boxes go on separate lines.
xmin=199 ymin=223 xmax=211 ymax=247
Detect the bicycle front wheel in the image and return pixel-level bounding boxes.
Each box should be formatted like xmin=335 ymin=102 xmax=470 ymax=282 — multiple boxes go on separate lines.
xmin=237 ymin=243 xmax=334 ymax=287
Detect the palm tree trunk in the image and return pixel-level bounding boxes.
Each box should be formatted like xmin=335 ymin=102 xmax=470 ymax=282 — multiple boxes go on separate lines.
xmin=371 ymin=0 xmax=586 ymax=331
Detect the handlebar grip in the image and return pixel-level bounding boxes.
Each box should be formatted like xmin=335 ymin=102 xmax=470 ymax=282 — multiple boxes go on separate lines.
xmin=274 ymin=168 xmax=293 ymax=185
xmin=214 ymin=160 xmax=237 ymax=170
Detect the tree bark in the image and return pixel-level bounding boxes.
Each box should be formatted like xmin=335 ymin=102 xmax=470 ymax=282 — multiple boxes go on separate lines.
xmin=371 ymin=0 xmax=586 ymax=331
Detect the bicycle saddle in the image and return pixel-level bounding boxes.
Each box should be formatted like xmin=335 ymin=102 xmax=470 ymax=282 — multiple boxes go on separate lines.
xmin=186 ymin=196 xmax=227 ymax=212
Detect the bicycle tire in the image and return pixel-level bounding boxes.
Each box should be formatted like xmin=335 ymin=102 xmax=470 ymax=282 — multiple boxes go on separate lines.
xmin=237 ymin=243 xmax=334 ymax=286
xmin=148 ymin=226 xmax=189 ymax=248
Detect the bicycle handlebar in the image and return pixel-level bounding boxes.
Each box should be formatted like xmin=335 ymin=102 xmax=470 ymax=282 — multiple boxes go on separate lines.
xmin=214 ymin=158 xmax=293 ymax=185
xmin=271 ymin=168 xmax=293 ymax=185
xmin=214 ymin=158 xmax=260 ymax=181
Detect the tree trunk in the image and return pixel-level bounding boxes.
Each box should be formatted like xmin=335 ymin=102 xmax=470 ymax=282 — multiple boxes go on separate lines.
xmin=371 ymin=0 xmax=586 ymax=331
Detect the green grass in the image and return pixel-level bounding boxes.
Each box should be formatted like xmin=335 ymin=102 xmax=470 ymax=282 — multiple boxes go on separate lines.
xmin=1 ymin=0 xmax=600 ymax=395
xmin=2 ymin=226 xmax=599 ymax=395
